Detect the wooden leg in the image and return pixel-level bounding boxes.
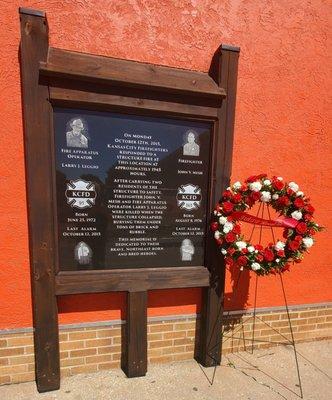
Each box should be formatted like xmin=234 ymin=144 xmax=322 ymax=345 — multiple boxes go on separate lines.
xmin=33 ymin=287 xmax=60 ymax=392
xmin=122 ymin=291 xmax=147 ymax=377
xmin=196 ymin=44 xmax=240 ymax=368
xmin=19 ymin=8 xmax=60 ymax=392
xmin=195 ymin=233 xmax=224 ymax=367
xmin=196 ymin=285 xmax=223 ymax=367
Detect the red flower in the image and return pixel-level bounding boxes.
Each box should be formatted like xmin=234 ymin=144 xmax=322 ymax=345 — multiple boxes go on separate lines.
xmin=281 ymin=264 xmax=290 ymax=272
xmin=237 ymin=255 xmax=248 ymax=267
xmin=288 ymin=240 xmax=300 ymax=251
xmin=264 ymin=249 xmax=275 ymax=262
xmin=287 ymin=188 xmax=295 ymax=195
xmin=225 ymin=257 xmax=234 ymax=266
xmin=309 ymin=228 xmax=316 ymax=236
xmin=239 ymin=183 xmax=248 ymax=192
xmin=228 ymin=247 xmax=236 ymax=255
xmin=296 ymin=222 xmax=307 ymax=234
xmin=222 ymin=190 xmax=232 ymax=199
xmin=215 ymin=204 xmax=222 ymax=213
xmin=225 ymin=232 xmax=236 ymax=243
xmin=232 ymin=224 xmax=241 ymax=234
xmin=294 ymin=198 xmax=305 ymax=208
xmin=241 ymin=248 xmax=248 ymax=254
xmin=246 ymin=197 xmax=255 ymax=207
xmin=304 ymin=213 xmax=313 ymax=221
xmin=305 ymin=204 xmax=315 ymax=214
xmin=256 ymin=254 xmax=264 ymax=262
xmin=254 ymin=244 xmax=264 ymax=251
xmin=283 ymin=229 xmax=290 ymax=239
xmin=246 ymin=175 xmax=258 ymax=183
xmin=250 ymin=192 xmax=260 ymax=201
xmin=272 ymin=179 xmax=284 ymax=190
xmin=277 ymin=196 xmax=290 ymax=207
xmin=227 ymin=215 xmax=234 ymax=221
xmin=222 ymin=201 xmax=234 ymax=213
xmin=277 ymin=250 xmax=285 ymax=257
xmin=211 ymin=222 xmax=219 ymax=231
xmin=233 ymin=193 xmax=242 ymax=203
xmin=215 ymin=238 xmax=223 ymax=246
xmin=256 ymin=173 xmax=268 ymax=180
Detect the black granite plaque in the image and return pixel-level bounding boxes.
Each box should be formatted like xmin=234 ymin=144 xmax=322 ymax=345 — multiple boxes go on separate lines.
xmin=54 ymin=108 xmax=212 ymax=270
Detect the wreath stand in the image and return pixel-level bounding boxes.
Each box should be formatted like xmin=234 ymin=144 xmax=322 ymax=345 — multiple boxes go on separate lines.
xmin=205 ymin=203 xmax=304 ymax=399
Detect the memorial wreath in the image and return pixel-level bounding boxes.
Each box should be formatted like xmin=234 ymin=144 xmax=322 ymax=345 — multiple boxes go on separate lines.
xmin=211 ymin=174 xmax=323 ymax=275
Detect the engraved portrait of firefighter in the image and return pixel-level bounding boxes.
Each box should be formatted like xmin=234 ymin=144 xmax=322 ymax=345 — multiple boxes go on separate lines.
xmin=183 ymin=129 xmax=200 ymax=156
xmin=180 ymin=238 xmax=195 ymax=261
xmin=74 ymin=242 xmax=92 ymax=265
xmin=66 ymin=117 xmax=88 ymax=148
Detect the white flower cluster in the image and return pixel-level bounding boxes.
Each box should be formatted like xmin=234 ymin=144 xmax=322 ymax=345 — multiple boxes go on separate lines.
xmin=260 ymin=191 xmax=271 ymax=202
xmin=233 ymin=181 xmax=242 ymax=190
xmin=219 ymin=216 xmax=227 ymax=225
xmin=274 ymin=241 xmax=285 ymax=251
xmin=251 ymin=262 xmax=261 ymax=271
xmin=291 ymin=210 xmax=302 ymax=220
xmin=288 ymin=181 xmax=299 ymax=192
xmin=223 ymin=221 xmax=233 ymax=233
xmin=249 ymin=181 xmax=262 ymax=192
xmin=302 ymin=237 xmax=314 ymax=248
xmin=235 ymin=241 xmax=247 ymax=250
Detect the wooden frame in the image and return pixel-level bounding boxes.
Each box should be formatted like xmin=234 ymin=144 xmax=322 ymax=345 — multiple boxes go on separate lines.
xmin=19 ymin=7 xmax=239 ymax=392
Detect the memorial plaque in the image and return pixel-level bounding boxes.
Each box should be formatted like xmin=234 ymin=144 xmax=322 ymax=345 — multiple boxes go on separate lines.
xmin=54 ymin=108 xmax=212 ymax=270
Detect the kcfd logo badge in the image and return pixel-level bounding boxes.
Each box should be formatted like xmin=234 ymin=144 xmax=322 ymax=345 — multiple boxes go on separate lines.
xmin=65 ymin=179 xmax=96 ymax=209
xmin=177 ymin=183 xmax=202 ymax=211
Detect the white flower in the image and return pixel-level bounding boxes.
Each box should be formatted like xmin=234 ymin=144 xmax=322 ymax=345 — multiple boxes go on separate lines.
xmin=249 ymin=181 xmax=262 ymax=192
xmin=291 ymin=210 xmax=302 ymax=220
xmin=276 ymin=258 xmax=280 ymax=263
xmin=296 ymin=191 xmax=304 ymax=197
xmin=251 ymin=262 xmax=261 ymax=271
xmin=219 ymin=216 xmax=227 ymax=225
xmin=277 ymin=176 xmax=283 ymax=181
xmin=247 ymin=246 xmax=255 ymax=253
xmin=302 ymin=237 xmax=314 ymax=248
xmin=263 ymin=179 xmax=271 ymax=186
xmin=260 ymin=191 xmax=271 ymax=202
xmin=233 ymin=181 xmax=242 ymax=190
xmin=221 ymin=248 xmax=227 ymax=255
xmin=275 ymin=241 xmax=285 ymax=251
xmin=223 ymin=221 xmax=234 ymax=233
xmin=214 ymin=231 xmax=221 ymax=240
xmin=255 ymin=250 xmax=258 ymax=254
xmin=236 ymin=241 xmax=247 ymax=250
xmin=240 ymin=267 xmax=244 ymax=271
xmin=272 ymin=194 xmax=279 ymax=200
xmin=288 ymin=181 xmax=299 ymax=192
xmin=226 ymin=186 xmax=231 ymax=191
xmin=213 ymin=210 xmax=217 ymax=215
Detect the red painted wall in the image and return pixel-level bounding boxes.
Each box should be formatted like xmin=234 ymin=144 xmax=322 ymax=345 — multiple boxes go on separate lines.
xmin=0 ymin=1 xmax=331 ymax=329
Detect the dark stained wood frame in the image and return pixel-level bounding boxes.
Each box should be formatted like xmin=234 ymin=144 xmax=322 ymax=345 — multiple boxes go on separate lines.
xmin=19 ymin=7 xmax=239 ymax=393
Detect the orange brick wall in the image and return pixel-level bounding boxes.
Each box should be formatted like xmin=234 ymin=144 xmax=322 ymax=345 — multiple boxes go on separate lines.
xmin=0 ymin=303 xmax=331 ymax=386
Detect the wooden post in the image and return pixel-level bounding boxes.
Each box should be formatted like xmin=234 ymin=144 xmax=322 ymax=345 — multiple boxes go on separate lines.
xmin=122 ymin=291 xmax=148 ymax=377
xmin=19 ymin=8 xmax=60 ymax=392
xmin=196 ymin=44 xmax=240 ymax=367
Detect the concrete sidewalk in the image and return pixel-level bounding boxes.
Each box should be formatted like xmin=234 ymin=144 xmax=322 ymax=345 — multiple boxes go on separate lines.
xmin=0 ymin=340 xmax=331 ymax=400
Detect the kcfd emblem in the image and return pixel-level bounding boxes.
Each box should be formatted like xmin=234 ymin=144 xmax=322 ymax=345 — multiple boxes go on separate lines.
xmin=176 ymin=183 xmax=202 ymax=211
xmin=65 ymin=179 xmax=96 ymax=209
